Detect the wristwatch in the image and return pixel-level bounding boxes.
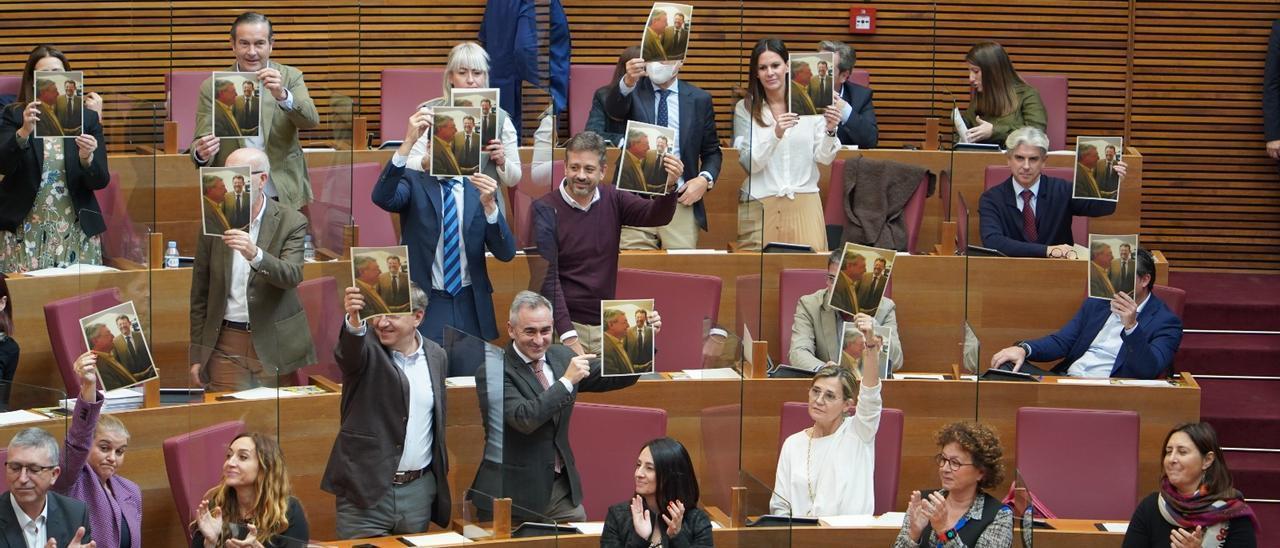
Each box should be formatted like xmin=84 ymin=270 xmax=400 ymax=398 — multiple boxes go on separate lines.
xmin=1015 ymin=341 xmax=1032 ymax=358
xmin=699 ymin=170 xmax=715 ymax=190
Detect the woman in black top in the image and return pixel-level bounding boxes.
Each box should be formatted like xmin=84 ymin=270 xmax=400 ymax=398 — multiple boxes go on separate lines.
xmin=0 ymin=276 xmax=16 ymax=411
xmin=191 ymin=432 xmax=309 ymax=548
xmin=601 ymin=437 xmax=713 ymax=548
xmin=1123 ymin=422 xmax=1257 ymax=548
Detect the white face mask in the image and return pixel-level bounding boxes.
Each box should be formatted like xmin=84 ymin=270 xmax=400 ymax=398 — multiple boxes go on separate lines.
xmin=646 ymin=62 xmax=680 ymax=86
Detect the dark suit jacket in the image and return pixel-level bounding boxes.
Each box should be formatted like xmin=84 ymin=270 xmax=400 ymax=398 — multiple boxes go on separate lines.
xmin=371 ymin=161 xmax=517 ymax=340
xmin=189 ymin=199 xmax=316 ymax=377
xmin=0 ymin=491 xmax=91 ymax=548
xmin=603 ymin=78 xmax=722 ymax=230
xmin=0 ymin=105 xmax=110 ymax=235
xmin=978 ymin=175 xmax=1116 ymax=257
xmin=837 ymin=81 xmax=879 ymax=149
xmin=1025 ymin=293 xmax=1183 ymax=379
xmin=322 ymin=322 xmax=451 ymax=526
xmin=1265 ymin=20 xmax=1280 ymax=141
xmin=469 ymin=343 xmax=637 ymax=521
xmin=585 ymin=85 xmax=627 ymax=146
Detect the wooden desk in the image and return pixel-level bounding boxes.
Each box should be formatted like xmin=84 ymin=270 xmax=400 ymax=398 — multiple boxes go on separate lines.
xmin=0 ymin=376 xmax=1192 ymax=544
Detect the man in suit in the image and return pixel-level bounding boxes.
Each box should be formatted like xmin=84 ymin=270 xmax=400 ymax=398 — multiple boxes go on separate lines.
xmin=625 ymin=309 xmax=654 ymax=367
xmin=808 ymin=60 xmax=834 ymax=111
xmin=1264 ymin=18 xmax=1280 ymax=160
xmin=1089 ymin=242 xmax=1119 ymax=299
xmin=855 ymin=257 xmax=889 ymax=316
xmin=353 ymin=256 xmax=392 ymax=317
xmin=1110 ymin=243 xmax=1135 ymax=294
xmin=616 ymin=129 xmax=648 ymax=193
xmin=641 ymin=136 xmax=670 ymax=193
xmin=451 ymin=116 xmax=480 ymax=175
xmin=431 ymin=114 xmax=463 ymax=176
xmin=662 ymin=12 xmax=689 ymax=60
xmin=377 ymin=255 xmax=411 ymax=313
xmin=642 ymin=9 xmax=669 ymax=62
xmin=191 ymin=12 xmax=321 ymax=212
xmin=34 ymin=79 xmax=66 ymax=137
xmin=992 ymin=248 xmax=1182 ymax=379
xmin=212 ymin=79 xmax=244 ymax=137
xmin=1095 ymin=144 xmax=1120 ymax=196
xmin=601 ymin=308 xmax=639 ymax=375
xmin=111 ymin=315 xmax=152 ymax=377
xmin=83 ymin=323 xmax=139 ymax=391
xmin=605 ymin=56 xmax=722 ymax=249
xmin=470 ymin=291 xmax=656 ymax=523
xmin=55 ymin=80 xmax=82 ymax=135
xmin=372 ymin=110 xmax=517 ymax=344
xmin=828 ymin=251 xmax=865 ymax=315
xmin=201 ymin=174 xmax=232 ymax=234
xmin=820 ymin=40 xmax=879 ymax=148
xmin=789 ymin=248 xmax=903 ymax=371
xmin=223 ymin=174 xmax=251 ymax=228
xmin=234 ymin=80 xmax=260 ymax=134
xmin=479 ymin=99 xmax=497 ymax=146
xmin=1074 ymin=144 xmax=1111 ymax=199
xmin=979 ymin=127 xmax=1124 ymax=258
xmin=1 ymin=428 xmax=93 ymax=548
xmin=789 ymin=61 xmax=817 ymax=115
xmin=189 ymin=147 xmax=315 ymax=392
xmin=324 ymin=282 xmax=452 ymax=539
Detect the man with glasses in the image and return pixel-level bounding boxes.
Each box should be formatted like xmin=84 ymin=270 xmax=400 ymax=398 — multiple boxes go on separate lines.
xmin=788 ymin=248 xmax=902 ymax=371
xmin=0 ymin=428 xmax=93 ymax=548
xmin=978 ymin=127 xmax=1125 ymax=258
xmin=819 ymin=41 xmax=879 ymax=148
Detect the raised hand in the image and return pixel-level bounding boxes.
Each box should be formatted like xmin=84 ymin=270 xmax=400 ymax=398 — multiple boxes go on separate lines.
xmin=630 ymin=495 xmax=654 ymax=539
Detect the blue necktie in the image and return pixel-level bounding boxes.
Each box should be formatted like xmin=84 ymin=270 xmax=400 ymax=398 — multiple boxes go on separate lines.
xmin=656 ymin=89 xmax=671 ymax=128
xmin=441 ymin=178 xmax=463 ymax=295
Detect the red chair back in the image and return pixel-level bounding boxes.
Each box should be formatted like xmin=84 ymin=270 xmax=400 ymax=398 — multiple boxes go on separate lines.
xmin=0 ymin=75 xmax=20 ymax=96
xmin=1022 ymin=74 xmax=1068 ymax=151
xmin=616 ymin=269 xmax=721 ymax=372
xmin=307 ymin=164 xmax=355 ymax=254
xmin=380 ymin=69 xmax=444 ymax=143
xmin=163 ymin=420 xmax=245 ymax=541
xmin=351 ymin=162 xmax=397 ymax=247
xmin=43 ymin=289 xmax=124 ymax=395
xmin=166 ymin=71 xmax=209 ymax=154
xmin=848 ymin=69 xmax=870 ymax=88
xmin=569 ymin=65 xmax=615 ymax=136
xmin=824 ymin=159 xmax=847 ymax=227
xmin=567 ymin=403 xmax=667 ymax=520
xmin=289 ymin=276 xmax=341 ymax=386
xmin=1016 ymin=407 xmax=1139 ymax=520
xmin=1152 ymin=284 xmax=1186 ymax=319
xmin=777 ymin=269 xmax=828 ymax=360
xmin=984 ymin=165 xmax=1088 ymax=244
xmin=779 ymin=402 xmax=904 ymax=513
xmin=511 ymin=160 xmax=564 ymax=248
xmin=94 ymin=172 xmax=147 ymax=265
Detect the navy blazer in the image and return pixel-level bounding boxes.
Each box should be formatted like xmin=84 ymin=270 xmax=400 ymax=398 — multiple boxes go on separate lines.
xmin=1026 ymin=293 xmax=1183 ymax=379
xmin=371 ymin=161 xmax=517 ymax=340
xmin=837 ymin=81 xmax=879 ymax=148
xmin=1264 ymin=20 xmax=1280 ymax=141
xmin=978 ymin=175 xmax=1116 ymax=257
xmin=0 ymin=105 xmax=110 ymax=236
xmin=0 ymin=490 xmax=91 ymax=548
xmin=603 ymin=77 xmax=722 ymax=231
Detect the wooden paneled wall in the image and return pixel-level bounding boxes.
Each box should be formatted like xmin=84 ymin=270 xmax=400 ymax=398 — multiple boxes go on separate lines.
xmin=0 ymin=1 xmax=1276 ymax=270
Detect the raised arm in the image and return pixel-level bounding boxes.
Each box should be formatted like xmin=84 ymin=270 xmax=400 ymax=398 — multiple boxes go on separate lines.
xmin=53 ymin=353 xmax=104 ymax=495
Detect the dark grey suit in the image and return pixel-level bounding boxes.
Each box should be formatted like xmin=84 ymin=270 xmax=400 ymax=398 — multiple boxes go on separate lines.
xmin=0 ymin=491 xmax=91 ymax=548
xmin=469 ymin=343 xmax=637 ymax=522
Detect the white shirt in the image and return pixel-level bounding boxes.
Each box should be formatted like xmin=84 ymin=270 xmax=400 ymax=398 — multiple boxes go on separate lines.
xmin=10 ymin=493 xmax=47 ymax=548
xmin=389 ymin=154 xmax=500 ymax=291
xmin=557 ymin=178 xmax=601 ymax=212
xmin=770 ymin=382 xmax=882 ymax=517
xmin=733 ymin=99 xmax=839 ymax=201
xmin=1066 ymin=294 xmax=1149 ymax=378
xmin=512 ymin=345 xmax=574 ymax=393
xmin=346 ymin=321 xmax=436 ymax=471
xmin=404 ymin=100 xmax=523 ymax=188
xmin=1012 ymin=178 xmax=1042 ymax=214
xmin=222 ymin=198 xmax=268 ymax=322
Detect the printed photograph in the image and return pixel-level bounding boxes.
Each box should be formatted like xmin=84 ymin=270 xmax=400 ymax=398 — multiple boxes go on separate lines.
xmin=78 ymin=301 xmax=158 ymax=391
xmin=641 ymin=3 xmax=694 ymax=62
xmin=615 ymin=120 xmax=677 ymax=195
xmin=1087 ymin=234 xmax=1139 ymax=300
xmin=788 ymin=52 xmax=836 ymax=116
xmin=451 ymin=88 xmax=501 ymax=150
xmin=601 ymin=298 xmax=657 ymax=376
xmin=211 ymin=72 xmax=261 ymax=138
xmin=351 ymin=245 xmax=414 ymax=320
xmin=1073 ymin=136 xmax=1124 ymax=201
xmin=32 ymin=70 xmax=84 ymax=138
xmin=430 ymin=107 xmax=483 ymax=178
xmin=199 ymin=166 xmax=253 ymax=236
xmin=826 ymin=242 xmax=897 ymax=317
xmin=837 ymin=322 xmax=892 ymax=380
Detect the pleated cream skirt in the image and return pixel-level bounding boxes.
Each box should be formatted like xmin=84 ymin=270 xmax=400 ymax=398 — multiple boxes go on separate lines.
xmin=736 ymin=193 xmax=828 ymax=253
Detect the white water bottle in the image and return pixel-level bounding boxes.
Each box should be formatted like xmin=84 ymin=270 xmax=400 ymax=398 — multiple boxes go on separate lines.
xmin=303 ymin=235 xmax=316 ymax=262
xmin=164 ymin=241 xmax=179 ymax=269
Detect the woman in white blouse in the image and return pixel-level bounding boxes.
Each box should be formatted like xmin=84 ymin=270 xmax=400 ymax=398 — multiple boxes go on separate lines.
xmin=770 ymin=314 xmax=883 ymax=517
xmin=406 ymin=42 xmax=522 ymax=209
xmin=733 ymin=37 xmax=842 ymax=253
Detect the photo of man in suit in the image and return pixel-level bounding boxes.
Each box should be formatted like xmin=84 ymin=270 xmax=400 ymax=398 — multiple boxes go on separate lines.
xmin=431 ymin=113 xmax=465 ymax=177
xmin=790 ymin=248 xmax=902 ymax=371
xmin=83 ymin=322 xmax=142 ymax=390
xmin=452 ymin=116 xmax=481 ymax=175
xmin=480 ymin=98 xmax=497 ymax=145
xmin=856 ymin=257 xmax=890 ymax=316
xmin=377 ymin=255 xmax=411 ymax=313
xmin=616 ymin=128 xmax=649 ymax=193
xmin=828 ymin=248 xmax=866 ymax=315
xmin=191 ymin=12 xmax=322 ymax=212
xmin=111 ymin=314 xmax=154 ymax=379
xmin=212 ymin=78 xmax=246 ymax=138
xmin=838 ymin=322 xmax=891 ymax=379
xmin=662 ymin=11 xmax=690 ymax=61
xmin=601 ymin=308 xmax=640 ymax=375
xmin=992 ymin=248 xmax=1182 ymax=379
xmin=808 ymin=60 xmax=834 ymax=111
xmin=0 ymin=428 xmax=93 ymax=547
xmin=201 ymin=173 xmax=232 ymax=235
xmin=34 ymin=78 xmax=67 ymax=137
xmin=471 ymin=292 xmax=652 ymax=523
xmin=642 ymin=8 xmax=670 ymax=62
xmin=820 ymin=40 xmax=879 ymax=148
xmin=1089 ymin=240 xmax=1119 ymax=299
xmin=56 ymin=78 xmax=83 ymax=135
xmin=353 ymin=255 xmax=393 ymax=320
xmin=1109 ymin=242 xmax=1135 ymax=295
xmin=234 ymin=79 xmax=260 ymax=134
xmin=189 ymin=147 xmax=315 ymax=392
xmin=789 ymin=60 xmax=818 ymax=115
xmin=625 ymin=308 xmax=655 ymax=369
xmin=641 ymin=136 xmax=670 ymax=193
xmin=1095 ymin=144 xmax=1121 ymax=197
xmin=1074 ymin=143 xmax=1113 ymax=200
xmin=222 ymin=174 xmax=251 ymax=229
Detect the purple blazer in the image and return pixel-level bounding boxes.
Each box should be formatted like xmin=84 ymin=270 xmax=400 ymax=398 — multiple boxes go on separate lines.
xmin=52 ymin=395 xmax=143 ymax=548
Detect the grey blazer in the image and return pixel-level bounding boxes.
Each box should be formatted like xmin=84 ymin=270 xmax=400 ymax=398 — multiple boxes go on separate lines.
xmin=788 ymin=289 xmax=903 ymax=371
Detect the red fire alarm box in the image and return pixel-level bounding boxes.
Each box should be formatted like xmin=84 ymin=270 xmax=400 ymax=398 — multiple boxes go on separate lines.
xmin=850 ymin=6 xmax=876 ymax=34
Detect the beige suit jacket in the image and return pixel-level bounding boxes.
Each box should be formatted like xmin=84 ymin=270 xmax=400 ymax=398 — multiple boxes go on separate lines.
xmin=788 ymin=289 xmax=903 ymax=371
xmin=191 ymin=61 xmax=320 ymax=210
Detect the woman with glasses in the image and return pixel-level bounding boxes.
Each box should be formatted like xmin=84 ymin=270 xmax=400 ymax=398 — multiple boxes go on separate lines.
xmin=894 ymin=421 xmax=1012 ymax=547
xmin=769 ymin=315 xmax=882 ymax=517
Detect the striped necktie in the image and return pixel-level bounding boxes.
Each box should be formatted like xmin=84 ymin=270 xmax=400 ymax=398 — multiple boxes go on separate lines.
xmin=441 ymin=179 xmax=463 ymax=295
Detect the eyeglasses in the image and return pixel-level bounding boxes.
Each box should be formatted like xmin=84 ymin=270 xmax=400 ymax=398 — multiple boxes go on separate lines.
xmin=808 ymin=386 xmax=844 ymax=405
xmin=934 ymin=454 xmax=975 ymax=472
xmin=1048 ymin=247 xmax=1078 ymax=260
xmin=5 ymin=462 xmax=56 ymax=476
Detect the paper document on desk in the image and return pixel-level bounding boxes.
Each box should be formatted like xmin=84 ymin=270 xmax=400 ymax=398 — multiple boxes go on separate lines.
xmin=894 ymin=373 xmax=947 ymax=380
xmin=0 ymin=410 xmax=52 ymax=427
xmin=1098 ymin=522 xmax=1129 ymax=533
xmin=820 ymin=512 xmax=906 ymax=527
xmin=681 ymin=368 xmax=741 ymax=380
xmin=446 ymin=376 xmax=477 ymax=388
xmin=1115 ymin=379 xmax=1175 ymax=387
xmin=223 ymin=386 xmax=321 ymax=400
xmin=952 ymin=108 xmax=969 ymax=144
xmin=400 ymin=531 xmax=473 ymax=546
xmin=1056 ymin=378 xmax=1112 ymax=386
xmin=568 ymin=522 xmax=604 ymax=535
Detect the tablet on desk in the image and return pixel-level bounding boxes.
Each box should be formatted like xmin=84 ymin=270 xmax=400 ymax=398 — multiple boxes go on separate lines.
xmin=763 ymin=242 xmax=815 ymax=254
xmin=745 ymin=514 xmax=821 ymax=527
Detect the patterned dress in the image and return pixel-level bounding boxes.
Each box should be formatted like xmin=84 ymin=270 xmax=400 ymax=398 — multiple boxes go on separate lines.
xmin=0 ymin=137 xmax=102 ymax=272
